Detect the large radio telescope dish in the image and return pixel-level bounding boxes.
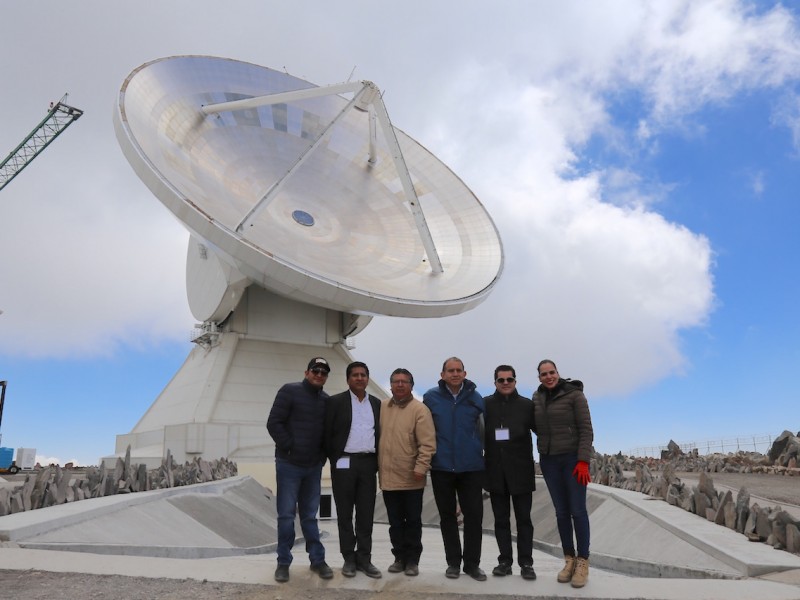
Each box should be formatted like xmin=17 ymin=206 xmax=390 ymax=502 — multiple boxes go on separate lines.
xmin=114 ymin=56 xmax=503 ymax=319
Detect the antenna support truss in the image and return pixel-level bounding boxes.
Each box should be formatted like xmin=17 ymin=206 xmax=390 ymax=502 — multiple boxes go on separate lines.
xmin=202 ymin=82 xmax=444 ymax=274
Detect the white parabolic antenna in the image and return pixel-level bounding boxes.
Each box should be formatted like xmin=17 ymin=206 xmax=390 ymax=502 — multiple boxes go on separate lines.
xmin=116 ymin=55 xmax=502 ymax=319
xmin=108 ymin=56 xmax=503 ymax=478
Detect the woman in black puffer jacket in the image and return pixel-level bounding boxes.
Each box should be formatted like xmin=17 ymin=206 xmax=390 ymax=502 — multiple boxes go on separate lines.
xmin=532 ymin=359 xmax=593 ymax=589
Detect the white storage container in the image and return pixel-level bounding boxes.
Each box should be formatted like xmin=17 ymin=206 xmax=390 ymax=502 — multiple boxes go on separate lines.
xmin=15 ymin=447 xmax=37 ymax=470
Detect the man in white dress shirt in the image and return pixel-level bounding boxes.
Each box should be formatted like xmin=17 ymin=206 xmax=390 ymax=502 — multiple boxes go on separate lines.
xmin=324 ymin=361 xmax=382 ymax=578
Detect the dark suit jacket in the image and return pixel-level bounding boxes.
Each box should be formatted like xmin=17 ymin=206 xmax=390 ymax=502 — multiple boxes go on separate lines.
xmin=324 ymin=390 xmax=381 ymax=462
xmin=483 ymin=389 xmax=536 ymax=494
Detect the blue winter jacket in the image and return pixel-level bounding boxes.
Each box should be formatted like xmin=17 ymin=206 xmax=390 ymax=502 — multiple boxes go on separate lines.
xmin=423 ymin=378 xmax=485 ymax=472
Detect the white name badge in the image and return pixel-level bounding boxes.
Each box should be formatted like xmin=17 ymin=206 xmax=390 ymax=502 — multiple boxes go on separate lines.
xmin=336 ymin=457 xmax=351 ymax=469
xmin=495 ymin=428 xmax=510 ymax=441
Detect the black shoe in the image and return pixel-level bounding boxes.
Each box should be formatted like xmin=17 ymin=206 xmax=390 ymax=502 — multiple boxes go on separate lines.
xmin=404 ymin=563 xmax=419 ymax=576
xmin=342 ymin=561 xmax=357 ymax=577
xmin=274 ymin=564 xmax=290 ymax=583
xmin=310 ymin=561 xmax=334 ymax=579
xmin=357 ymin=562 xmax=382 ymax=579
xmin=388 ymin=560 xmax=405 ymax=573
xmin=492 ymin=563 xmax=512 ymax=576
xmin=464 ymin=566 xmax=487 ymax=581
xmin=521 ymin=565 xmax=537 ymax=580
xmin=445 ymin=565 xmax=460 ymax=579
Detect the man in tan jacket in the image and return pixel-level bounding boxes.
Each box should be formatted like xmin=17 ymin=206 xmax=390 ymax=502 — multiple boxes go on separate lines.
xmin=378 ymin=368 xmax=436 ymax=577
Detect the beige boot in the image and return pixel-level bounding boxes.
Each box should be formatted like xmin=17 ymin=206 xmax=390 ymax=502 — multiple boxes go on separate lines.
xmin=556 ymin=554 xmax=576 ymax=583
xmin=571 ymin=556 xmax=589 ymax=588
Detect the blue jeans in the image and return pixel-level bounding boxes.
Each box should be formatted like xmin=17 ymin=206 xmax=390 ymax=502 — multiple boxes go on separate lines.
xmin=539 ymin=453 xmax=590 ymax=558
xmin=276 ymin=458 xmax=325 ymax=566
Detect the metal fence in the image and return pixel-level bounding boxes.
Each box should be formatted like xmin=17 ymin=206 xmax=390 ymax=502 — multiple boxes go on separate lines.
xmin=626 ymin=434 xmax=776 ymax=458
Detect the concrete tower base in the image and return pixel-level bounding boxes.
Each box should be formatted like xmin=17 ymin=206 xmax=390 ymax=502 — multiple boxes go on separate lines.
xmin=102 ymin=286 xmax=383 ymax=494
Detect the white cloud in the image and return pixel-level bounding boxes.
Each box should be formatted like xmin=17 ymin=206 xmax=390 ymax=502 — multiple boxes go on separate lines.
xmin=2 ymin=1 xmax=799 ymax=404
xmin=749 ymin=169 xmax=766 ymax=197
xmin=34 ymin=455 xmax=59 ymax=467
xmin=772 ymin=91 xmax=800 ymax=152
xmin=0 ymin=158 xmax=192 ymax=357
xmin=598 ymin=168 xmax=677 ymax=209
xmin=600 ymin=2 xmax=800 ymax=125
xmin=355 ymin=169 xmax=713 ymax=397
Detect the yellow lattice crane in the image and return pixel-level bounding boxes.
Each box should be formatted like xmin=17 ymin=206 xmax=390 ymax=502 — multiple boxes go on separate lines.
xmin=0 ymin=94 xmax=83 ymax=192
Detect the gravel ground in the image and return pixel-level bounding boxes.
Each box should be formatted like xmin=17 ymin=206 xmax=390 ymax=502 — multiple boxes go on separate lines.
xmin=0 ymin=571 xmax=534 ymax=600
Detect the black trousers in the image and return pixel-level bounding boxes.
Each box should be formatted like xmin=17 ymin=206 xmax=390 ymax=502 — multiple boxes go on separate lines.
xmin=430 ymin=470 xmax=484 ymax=569
xmin=331 ymin=453 xmax=378 ymax=564
xmin=490 ymin=489 xmax=533 ymax=567
xmin=382 ymin=488 xmax=424 ymax=566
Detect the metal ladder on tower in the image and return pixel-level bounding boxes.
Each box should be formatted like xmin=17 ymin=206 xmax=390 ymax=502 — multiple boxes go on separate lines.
xmin=0 ymin=93 xmax=84 ymax=192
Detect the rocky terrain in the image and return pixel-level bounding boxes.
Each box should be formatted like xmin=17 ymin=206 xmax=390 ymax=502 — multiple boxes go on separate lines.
xmin=0 ymin=447 xmax=237 ymax=516
xmin=591 ymin=430 xmax=800 ymax=554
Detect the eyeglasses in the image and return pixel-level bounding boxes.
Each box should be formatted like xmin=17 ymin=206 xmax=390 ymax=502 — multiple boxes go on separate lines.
xmin=495 ymin=377 xmax=516 ymax=384
xmin=538 ymin=370 xmax=557 ymax=377
xmin=310 ymin=368 xmax=329 ymax=376
xmin=391 ymin=380 xmax=411 ymax=385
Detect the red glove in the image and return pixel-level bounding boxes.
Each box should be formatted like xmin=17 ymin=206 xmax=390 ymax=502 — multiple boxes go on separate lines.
xmin=573 ymin=461 xmax=590 ymax=486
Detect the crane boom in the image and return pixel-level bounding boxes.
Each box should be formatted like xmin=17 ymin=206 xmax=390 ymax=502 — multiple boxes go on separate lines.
xmin=0 ymin=94 xmax=83 ymax=192
xmin=0 ymin=380 xmax=6 ymax=446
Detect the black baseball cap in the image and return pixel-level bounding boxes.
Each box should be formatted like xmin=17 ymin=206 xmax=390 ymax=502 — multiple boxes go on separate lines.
xmin=307 ymin=357 xmax=331 ymax=372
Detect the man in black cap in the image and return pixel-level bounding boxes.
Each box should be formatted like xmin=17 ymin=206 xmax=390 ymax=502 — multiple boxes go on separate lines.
xmin=268 ymin=357 xmax=333 ymax=583
xmin=324 ymin=361 xmax=382 ymax=578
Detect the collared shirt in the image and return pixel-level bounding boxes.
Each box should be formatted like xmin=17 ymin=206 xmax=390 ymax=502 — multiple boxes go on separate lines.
xmin=449 ymin=383 xmax=463 ymax=402
xmin=388 ymin=394 xmax=413 ymax=408
xmin=343 ymin=389 xmax=376 ymax=453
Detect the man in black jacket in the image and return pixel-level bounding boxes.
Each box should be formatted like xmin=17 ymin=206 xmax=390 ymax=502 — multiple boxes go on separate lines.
xmin=267 ymin=357 xmax=333 ymax=583
xmin=483 ymin=364 xmax=537 ymax=580
xmin=324 ymin=361 xmax=382 ymax=579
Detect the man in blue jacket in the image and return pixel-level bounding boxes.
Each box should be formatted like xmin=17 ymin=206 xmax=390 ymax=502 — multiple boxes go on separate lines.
xmin=267 ymin=357 xmax=333 ymax=583
xmin=423 ymin=357 xmax=487 ymax=581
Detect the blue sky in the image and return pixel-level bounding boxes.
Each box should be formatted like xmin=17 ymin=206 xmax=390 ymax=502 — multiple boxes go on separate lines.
xmin=1 ymin=1 xmax=799 ymax=466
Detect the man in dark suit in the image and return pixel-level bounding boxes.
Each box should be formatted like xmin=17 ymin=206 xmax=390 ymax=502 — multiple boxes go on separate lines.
xmin=324 ymin=361 xmax=382 ymax=578
xmin=484 ymin=364 xmax=537 ymax=580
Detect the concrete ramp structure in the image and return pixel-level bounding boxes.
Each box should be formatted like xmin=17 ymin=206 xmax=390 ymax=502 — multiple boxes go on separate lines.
xmin=2 ymin=477 xmax=800 ymax=599
xmin=2 ymin=477 xmax=800 ymax=579
xmin=0 ymin=476 xmax=276 ymax=558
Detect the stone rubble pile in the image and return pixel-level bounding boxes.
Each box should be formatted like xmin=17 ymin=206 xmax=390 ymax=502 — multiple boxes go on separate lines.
xmin=591 ymin=430 xmax=800 ymax=555
xmin=767 ymin=430 xmax=800 ymax=471
xmin=0 ymin=446 xmax=237 ymax=517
